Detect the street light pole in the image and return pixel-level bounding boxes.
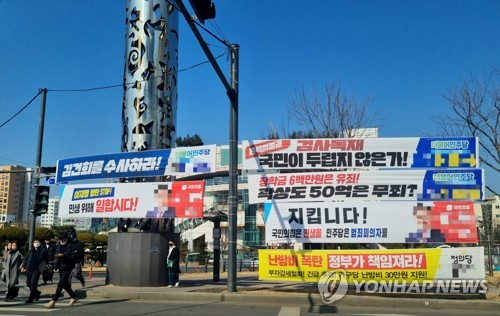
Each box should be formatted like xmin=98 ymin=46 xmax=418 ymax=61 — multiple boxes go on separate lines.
xmin=227 ymin=44 xmax=239 ymax=293
xmin=28 ymin=87 xmax=47 ymax=251
xmin=174 ymin=0 xmax=240 ymax=293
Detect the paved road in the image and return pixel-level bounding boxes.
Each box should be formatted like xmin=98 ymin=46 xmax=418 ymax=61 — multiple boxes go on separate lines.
xmin=0 ymin=299 xmax=497 ymax=316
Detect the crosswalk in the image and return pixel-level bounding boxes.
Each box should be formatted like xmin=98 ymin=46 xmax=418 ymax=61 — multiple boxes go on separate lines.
xmin=0 ymin=299 xmax=102 ymax=315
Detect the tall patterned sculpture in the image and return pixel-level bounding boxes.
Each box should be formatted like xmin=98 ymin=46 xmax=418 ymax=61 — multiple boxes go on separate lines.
xmin=122 ymin=0 xmax=179 ymax=152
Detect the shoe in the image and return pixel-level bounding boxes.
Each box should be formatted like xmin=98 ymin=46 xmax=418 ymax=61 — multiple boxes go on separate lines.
xmin=44 ymin=300 xmax=56 ymax=309
xmin=167 ymin=285 xmax=172 ymax=288
xmin=175 ymin=282 xmax=179 ymax=287
xmin=35 ymin=291 xmax=41 ymax=301
xmin=67 ymin=298 xmax=78 ymax=306
xmin=25 ymin=299 xmax=34 ymax=304
xmin=81 ymin=281 xmax=86 ymax=287
xmin=4 ymin=298 xmax=11 ymax=302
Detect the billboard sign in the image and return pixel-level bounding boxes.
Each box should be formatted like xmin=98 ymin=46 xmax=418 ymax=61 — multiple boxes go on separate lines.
xmin=248 ymin=169 xmax=484 ymax=204
xmin=258 ymin=247 xmax=485 ymax=283
xmin=243 ymin=137 xmax=478 ymax=170
xmin=59 ymin=181 xmax=205 ymax=218
xmin=265 ymin=201 xmax=478 ymax=243
xmin=56 ymin=145 xmax=216 ymax=183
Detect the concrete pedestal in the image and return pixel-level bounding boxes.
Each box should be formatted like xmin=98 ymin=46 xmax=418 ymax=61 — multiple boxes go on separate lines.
xmin=107 ymin=232 xmax=179 ymax=286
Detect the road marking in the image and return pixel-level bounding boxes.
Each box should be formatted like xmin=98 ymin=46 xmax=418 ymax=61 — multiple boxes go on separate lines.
xmin=350 ymin=314 xmax=415 ymax=316
xmin=0 ymin=307 xmax=59 ymax=312
xmin=278 ymin=306 xmax=300 ymax=316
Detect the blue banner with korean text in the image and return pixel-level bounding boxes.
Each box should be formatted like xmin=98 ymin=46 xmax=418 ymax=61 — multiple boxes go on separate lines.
xmin=56 ymin=145 xmax=216 ymax=183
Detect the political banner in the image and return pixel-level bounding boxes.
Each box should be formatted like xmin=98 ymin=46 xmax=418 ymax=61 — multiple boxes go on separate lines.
xmin=265 ymin=201 xmax=478 ymax=243
xmin=243 ymin=137 xmax=478 ymax=170
xmin=259 ymin=247 xmax=485 ymax=283
xmin=55 ymin=145 xmax=216 ymax=183
xmin=248 ymin=169 xmax=484 ymax=204
xmin=59 ymin=181 xmax=205 ymax=218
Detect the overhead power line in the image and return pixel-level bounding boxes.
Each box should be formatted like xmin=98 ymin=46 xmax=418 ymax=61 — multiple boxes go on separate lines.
xmin=0 ymin=53 xmax=227 ymax=130
xmin=48 ymin=52 xmax=227 ymax=93
xmin=0 ymin=91 xmax=41 ymax=129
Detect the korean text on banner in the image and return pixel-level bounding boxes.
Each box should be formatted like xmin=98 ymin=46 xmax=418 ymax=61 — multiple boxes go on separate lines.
xmin=265 ymin=201 xmax=478 ymax=244
xmin=259 ymin=248 xmax=485 ymax=283
xmin=55 ymin=145 xmax=217 ymax=183
xmin=248 ymin=169 xmax=484 ymax=204
xmin=58 ymin=181 xmax=205 ymax=218
xmin=242 ymin=137 xmax=478 ymax=170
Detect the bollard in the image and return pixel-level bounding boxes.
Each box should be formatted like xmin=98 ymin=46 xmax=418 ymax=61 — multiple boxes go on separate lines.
xmin=195 ymin=262 xmax=199 ymax=273
xmin=185 ymin=260 xmax=188 ymax=274
xmin=89 ymin=265 xmax=93 ymax=280
xmin=239 ymin=258 xmax=242 ymax=272
xmin=205 ymin=258 xmax=208 ymax=273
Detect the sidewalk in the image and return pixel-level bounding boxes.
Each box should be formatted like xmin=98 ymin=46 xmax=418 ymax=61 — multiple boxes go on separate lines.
xmin=30 ymin=271 xmax=500 ymax=312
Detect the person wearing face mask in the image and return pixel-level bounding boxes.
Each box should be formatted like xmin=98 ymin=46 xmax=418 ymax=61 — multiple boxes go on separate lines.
xmin=166 ymin=240 xmax=181 ymax=287
xmin=42 ymin=239 xmax=56 ymax=284
xmin=45 ymin=232 xmax=78 ymax=309
xmin=21 ymin=238 xmax=49 ymax=303
xmin=2 ymin=241 xmax=22 ymax=301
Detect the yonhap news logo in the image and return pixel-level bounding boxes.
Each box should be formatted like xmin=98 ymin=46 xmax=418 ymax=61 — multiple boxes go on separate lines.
xmin=317 ymin=271 xmax=488 ymax=305
xmin=317 ymin=270 xmax=348 ymax=304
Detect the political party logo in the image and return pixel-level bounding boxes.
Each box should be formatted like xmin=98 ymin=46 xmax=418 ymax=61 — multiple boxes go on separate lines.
xmin=317 ymin=270 xmax=348 ymax=304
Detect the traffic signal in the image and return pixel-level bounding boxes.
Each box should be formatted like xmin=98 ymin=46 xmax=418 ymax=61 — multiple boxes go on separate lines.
xmin=34 ymin=185 xmax=50 ymax=215
xmin=189 ymin=0 xmax=216 ymax=24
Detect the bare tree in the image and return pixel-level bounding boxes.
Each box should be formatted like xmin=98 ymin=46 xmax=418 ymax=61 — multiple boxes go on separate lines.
xmin=437 ymin=69 xmax=499 ymax=194
xmin=286 ymin=81 xmax=380 ymax=138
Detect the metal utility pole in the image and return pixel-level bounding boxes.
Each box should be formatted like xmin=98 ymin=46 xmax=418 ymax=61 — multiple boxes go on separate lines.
xmin=174 ymin=0 xmax=239 ymax=292
xmin=227 ymin=43 xmax=239 ymax=293
xmin=28 ymin=88 xmax=47 ymax=251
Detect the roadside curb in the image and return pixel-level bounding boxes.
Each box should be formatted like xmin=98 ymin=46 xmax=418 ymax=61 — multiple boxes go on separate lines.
xmin=83 ymin=289 xmax=500 ymax=311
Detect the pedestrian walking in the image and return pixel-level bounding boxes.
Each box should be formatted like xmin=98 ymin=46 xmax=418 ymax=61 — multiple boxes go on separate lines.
xmin=1 ymin=242 xmax=11 ymax=276
xmin=42 ymin=239 xmax=56 ymax=284
xmin=69 ymin=233 xmax=85 ymax=287
xmin=44 ymin=232 xmax=78 ymax=309
xmin=2 ymin=241 xmax=22 ymax=301
xmin=20 ymin=238 xmax=49 ymax=303
xmin=166 ymin=240 xmax=180 ymax=287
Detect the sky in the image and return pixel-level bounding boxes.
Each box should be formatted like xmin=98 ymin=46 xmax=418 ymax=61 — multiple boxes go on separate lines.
xmin=0 ymin=1 xmax=498 ymax=191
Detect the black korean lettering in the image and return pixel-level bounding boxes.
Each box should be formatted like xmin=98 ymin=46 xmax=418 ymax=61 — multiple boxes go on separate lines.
xmin=309 ymin=186 xmax=322 ymax=198
xmin=290 ymin=187 xmax=307 ymax=199
xmin=335 ymin=152 xmax=352 ymax=167
xmin=273 ymin=153 xmax=288 ymax=168
xmin=258 ymin=154 xmax=273 ymax=167
xmin=288 ymin=153 xmax=303 ymax=168
xmin=273 ymin=187 xmax=291 ymax=199
xmin=324 ymin=207 xmax=340 ymax=224
xmin=321 ymin=152 xmax=336 ymax=167
xmin=334 ymin=185 xmax=352 ymax=197
xmin=352 ymin=185 xmax=369 ymax=197
xmin=289 ymin=208 xmax=303 ymax=224
xmin=406 ymin=184 xmax=418 ymax=197
xmin=372 ymin=185 xmax=389 ymax=197
xmin=322 ymin=186 xmax=335 ymax=198
xmin=343 ymin=207 xmax=359 ymax=224
xmin=388 ymin=185 xmax=403 ymax=197
xmin=258 ymin=188 xmax=273 ymax=200
xmin=306 ymin=207 xmax=322 ymax=224
xmin=371 ymin=152 xmax=387 ymax=167
xmin=306 ymin=153 xmax=321 ymax=167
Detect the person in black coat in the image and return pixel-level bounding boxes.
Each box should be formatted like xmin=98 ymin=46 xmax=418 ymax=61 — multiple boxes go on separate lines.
xmin=21 ymin=238 xmax=49 ymax=303
xmin=166 ymin=240 xmax=181 ymax=287
xmin=44 ymin=232 xmax=78 ymax=309
xmin=69 ymin=234 xmax=85 ymax=287
xmin=42 ymin=239 xmax=56 ymax=284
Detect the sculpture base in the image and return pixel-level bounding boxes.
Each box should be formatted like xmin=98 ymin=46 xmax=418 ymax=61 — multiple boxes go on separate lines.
xmin=107 ymin=232 xmax=179 ymax=287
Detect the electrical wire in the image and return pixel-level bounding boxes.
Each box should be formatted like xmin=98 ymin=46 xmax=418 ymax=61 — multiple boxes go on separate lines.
xmin=48 ymin=52 xmax=227 ymax=94
xmin=0 ymin=91 xmax=41 ymax=129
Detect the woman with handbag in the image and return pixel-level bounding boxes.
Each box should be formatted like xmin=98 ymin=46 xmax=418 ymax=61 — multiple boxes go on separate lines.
xmin=21 ymin=238 xmax=49 ymax=303
xmin=166 ymin=240 xmax=180 ymax=287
